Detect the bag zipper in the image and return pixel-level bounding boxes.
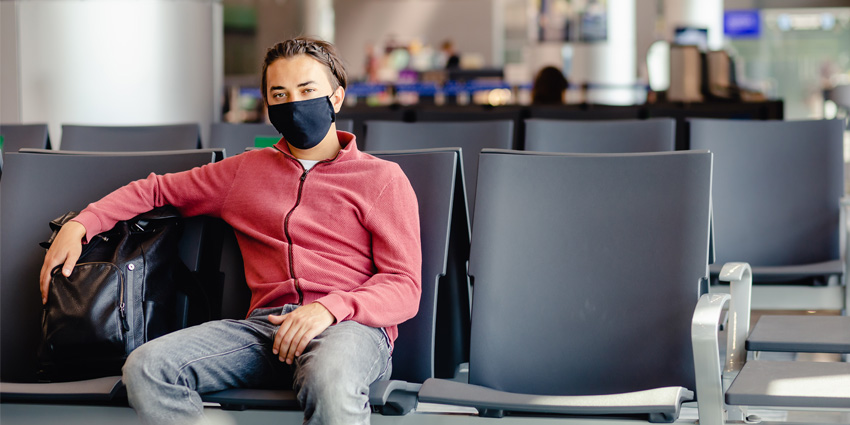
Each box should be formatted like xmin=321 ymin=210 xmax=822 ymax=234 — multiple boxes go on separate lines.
xmin=119 ymin=264 xmax=131 ymax=333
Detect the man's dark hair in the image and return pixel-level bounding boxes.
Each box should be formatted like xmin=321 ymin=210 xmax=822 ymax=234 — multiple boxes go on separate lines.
xmin=261 ymin=37 xmax=348 ymax=105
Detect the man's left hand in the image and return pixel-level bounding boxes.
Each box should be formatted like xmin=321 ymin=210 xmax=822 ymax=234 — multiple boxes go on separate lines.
xmin=268 ymin=303 xmax=336 ymax=364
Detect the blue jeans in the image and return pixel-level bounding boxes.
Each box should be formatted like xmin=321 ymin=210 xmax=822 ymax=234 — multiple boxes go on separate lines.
xmin=122 ymin=305 xmax=392 ymax=425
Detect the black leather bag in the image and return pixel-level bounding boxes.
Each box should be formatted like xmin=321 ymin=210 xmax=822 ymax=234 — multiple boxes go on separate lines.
xmin=38 ymin=206 xmax=189 ymax=381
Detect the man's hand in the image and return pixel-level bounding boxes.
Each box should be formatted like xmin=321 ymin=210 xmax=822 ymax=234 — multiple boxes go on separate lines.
xmin=39 ymin=221 xmax=87 ymax=305
xmin=268 ymin=302 xmax=335 ymax=364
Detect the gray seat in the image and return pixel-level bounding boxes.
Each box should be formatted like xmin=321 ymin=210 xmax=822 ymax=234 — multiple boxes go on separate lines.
xmin=0 ymin=123 xmax=52 ymax=152
xmin=337 ymin=106 xmax=410 ymax=150
xmin=202 ymin=148 xmax=465 ymax=415
xmin=414 ymin=106 xmax=523 ymax=150
xmin=419 ymin=149 xmax=713 ymax=422
xmin=209 ymin=122 xmax=278 ymax=157
xmin=364 ymin=120 xmax=514 ymax=224
xmin=0 ymin=149 xmax=222 ymax=402
xmin=691 ymin=262 xmax=850 ymax=425
xmin=209 ymin=121 xmax=356 ymax=158
xmin=524 ymin=118 xmax=675 ymax=153
xmin=689 ymin=118 xmax=847 ymax=314
xmin=60 ymin=123 xmax=201 ymax=151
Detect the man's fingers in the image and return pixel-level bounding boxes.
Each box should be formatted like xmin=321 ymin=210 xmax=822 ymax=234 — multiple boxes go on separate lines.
xmin=272 ymin=318 xmax=293 ymax=356
xmin=284 ymin=327 xmax=310 ymax=364
xmin=62 ymin=249 xmax=81 ymax=277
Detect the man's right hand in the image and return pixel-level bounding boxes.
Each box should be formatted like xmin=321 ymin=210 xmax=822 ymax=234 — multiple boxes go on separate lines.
xmin=40 ymin=221 xmax=87 ymax=304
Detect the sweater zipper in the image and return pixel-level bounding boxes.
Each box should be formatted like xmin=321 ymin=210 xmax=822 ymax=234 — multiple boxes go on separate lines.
xmin=273 ymin=144 xmax=341 ymax=306
xmin=284 ymin=169 xmax=308 ymax=305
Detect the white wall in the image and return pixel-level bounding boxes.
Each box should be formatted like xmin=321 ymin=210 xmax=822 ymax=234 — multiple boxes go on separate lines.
xmin=334 ymin=0 xmax=501 ymax=80
xmin=16 ymin=0 xmax=222 ymax=147
xmin=1 ymin=0 xmax=21 ymax=124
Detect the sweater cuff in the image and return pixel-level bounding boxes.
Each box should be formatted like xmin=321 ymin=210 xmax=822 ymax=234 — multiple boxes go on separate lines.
xmin=315 ymin=293 xmax=351 ymax=325
xmin=71 ymin=211 xmax=104 ymax=244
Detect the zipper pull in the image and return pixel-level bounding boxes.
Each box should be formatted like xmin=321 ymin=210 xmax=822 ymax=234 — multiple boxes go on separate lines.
xmin=119 ymin=302 xmax=129 ymax=331
xmin=300 ymin=171 xmax=308 ymax=182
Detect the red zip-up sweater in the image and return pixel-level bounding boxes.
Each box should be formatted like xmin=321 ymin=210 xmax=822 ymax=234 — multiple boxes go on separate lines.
xmin=72 ymin=132 xmax=422 ymax=346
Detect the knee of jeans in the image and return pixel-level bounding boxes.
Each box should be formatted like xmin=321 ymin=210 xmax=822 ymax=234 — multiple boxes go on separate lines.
xmin=297 ymin=362 xmax=367 ymax=405
xmin=123 ymin=343 xmax=173 ymax=387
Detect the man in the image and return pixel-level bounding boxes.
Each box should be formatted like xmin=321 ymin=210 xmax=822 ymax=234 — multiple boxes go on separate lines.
xmin=40 ymin=37 xmax=422 ymax=425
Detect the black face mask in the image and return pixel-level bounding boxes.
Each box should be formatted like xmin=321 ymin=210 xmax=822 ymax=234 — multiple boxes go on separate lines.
xmin=267 ymin=96 xmax=336 ymax=150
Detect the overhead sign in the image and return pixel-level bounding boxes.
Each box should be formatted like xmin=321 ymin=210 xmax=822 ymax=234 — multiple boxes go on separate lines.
xmin=725 ymin=10 xmax=761 ymax=38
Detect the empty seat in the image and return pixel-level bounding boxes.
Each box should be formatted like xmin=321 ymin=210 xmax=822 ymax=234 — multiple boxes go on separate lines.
xmin=0 ymin=123 xmax=52 ymax=152
xmin=524 ymin=118 xmax=675 ymax=153
xmin=419 ymin=149 xmax=713 ymax=422
xmin=364 ymin=120 xmax=514 ymax=224
xmin=60 ymin=123 xmax=201 ymax=151
xmin=689 ymin=118 xmax=846 ymax=313
xmin=209 ymin=123 xmax=278 ymax=157
xmin=337 ymin=106 xmax=411 ymax=150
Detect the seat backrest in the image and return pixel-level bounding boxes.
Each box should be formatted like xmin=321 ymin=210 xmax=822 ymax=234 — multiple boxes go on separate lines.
xmin=0 ymin=149 xmax=219 ymax=382
xmin=370 ymin=149 xmax=457 ymax=382
xmin=210 ymin=123 xmax=278 ymax=158
xmin=336 ymin=119 xmax=354 ymax=134
xmin=0 ymin=124 xmax=51 ymax=152
xmin=414 ymin=106 xmax=523 ymax=150
xmin=337 ymin=106 xmax=410 ymax=150
xmin=365 ymin=120 xmax=513 ymax=224
xmin=60 ymin=124 xmax=201 ymax=151
xmin=468 ymin=149 xmax=712 ymax=395
xmin=689 ymin=119 xmax=844 ymax=266
xmin=524 ymin=118 xmax=675 ymax=153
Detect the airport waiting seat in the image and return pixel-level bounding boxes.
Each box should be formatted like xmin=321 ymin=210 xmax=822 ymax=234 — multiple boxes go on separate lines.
xmin=689 ymin=119 xmax=847 ymax=314
xmin=364 ymin=120 xmax=514 ymax=225
xmin=202 ymin=148 xmax=465 ymax=415
xmin=0 ymin=149 xmax=223 ymax=403
xmin=419 ymin=149 xmax=713 ymax=422
xmin=0 ymin=123 xmax=52 ymax=177
xmin=414 ymin=106 xmax=524 ymax=149
xmin=692 ymin=263 xmax=850 ymax=425
xmin=337 ymin=106 xmax=411 ymax=150
xmin=209 ymin=121 xmax=355 ymax=158
xmin=210 ymin=122 xmax=278 ymax=157
xmin=60 ymin=123 xmax=201 ymax=151
xmin=524 ymin=118 xmax=675 ymax=153
xmin=0 ymin=123 xmax=52 ymax=152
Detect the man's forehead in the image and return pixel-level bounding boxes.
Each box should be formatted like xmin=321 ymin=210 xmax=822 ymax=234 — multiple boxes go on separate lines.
xmin=268 ymin=56 xmax=332 ymax=85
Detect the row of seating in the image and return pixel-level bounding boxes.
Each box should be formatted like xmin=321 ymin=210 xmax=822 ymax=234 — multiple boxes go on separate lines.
xmin=0 ymin=117 xmax=850 ymax=423
xmin=3 ymin=118 xmax=847 ymax=307
xmin=0 ymin=99 xmax=784 ymax=155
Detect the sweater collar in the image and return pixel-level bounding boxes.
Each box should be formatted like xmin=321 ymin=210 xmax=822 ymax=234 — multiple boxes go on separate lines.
xmin=273 ymin=131 xmax=359 ymax=164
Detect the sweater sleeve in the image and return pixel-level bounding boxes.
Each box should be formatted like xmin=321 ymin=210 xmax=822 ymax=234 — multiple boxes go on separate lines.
xmin=315 ymin=174 xmax=423 ymax=328
xmin=72 ymin=154 xmax=245 ymax=242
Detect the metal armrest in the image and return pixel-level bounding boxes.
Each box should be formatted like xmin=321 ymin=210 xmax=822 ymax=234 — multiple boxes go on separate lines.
xmin=692 ymin=262 xmax=752 ymax=425
xmin=368 ymin=380 xmax=421 ymax=416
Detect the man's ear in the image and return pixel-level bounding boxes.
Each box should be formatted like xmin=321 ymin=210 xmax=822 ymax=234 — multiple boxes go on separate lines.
xmin=331 ymin=86 xmax=345 ymax=113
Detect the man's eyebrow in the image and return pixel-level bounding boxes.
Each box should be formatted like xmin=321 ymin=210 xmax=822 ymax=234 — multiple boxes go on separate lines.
xmin=269 ymin=81 xmax=317 ymax=91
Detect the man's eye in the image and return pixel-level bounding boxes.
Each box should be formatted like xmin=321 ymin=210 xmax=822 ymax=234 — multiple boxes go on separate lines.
xmin=303 ymin=88 xmax=315 ymax=94
xmin=273 ymin=93 xmax=286 ymax=98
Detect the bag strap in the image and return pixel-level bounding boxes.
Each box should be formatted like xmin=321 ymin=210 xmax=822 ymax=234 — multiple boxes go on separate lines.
xmin=40 ymin=211 xmax=80 ymax=249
